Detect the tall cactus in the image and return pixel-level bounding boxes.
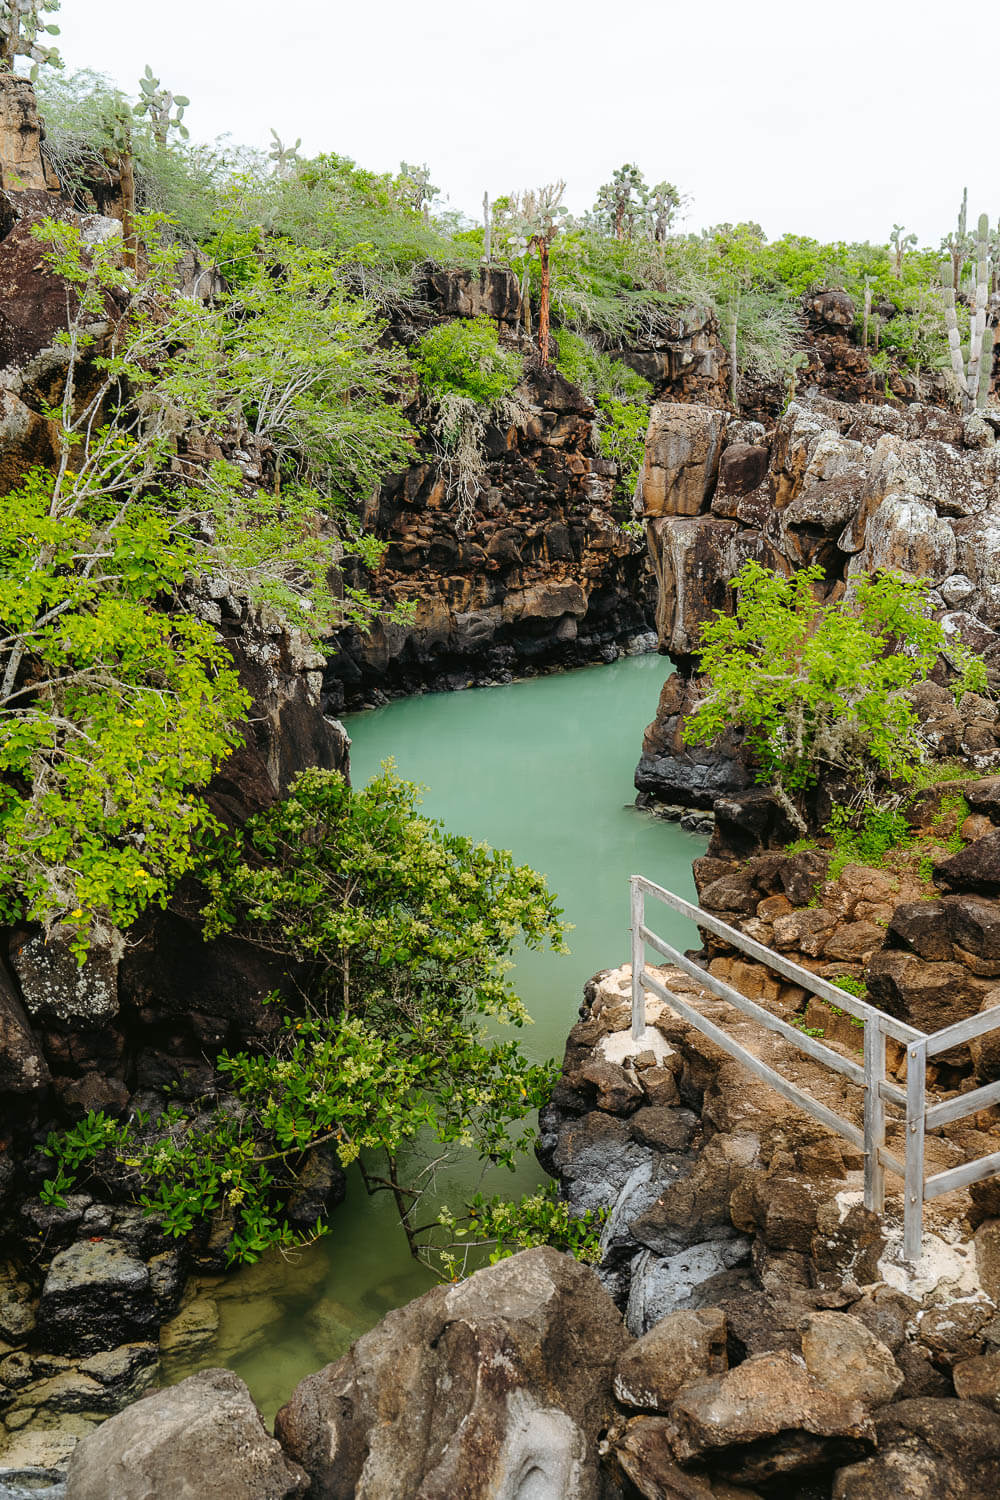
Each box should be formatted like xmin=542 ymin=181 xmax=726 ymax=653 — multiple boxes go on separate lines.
xmin=940 ymin=210 xmax=996 ymax=413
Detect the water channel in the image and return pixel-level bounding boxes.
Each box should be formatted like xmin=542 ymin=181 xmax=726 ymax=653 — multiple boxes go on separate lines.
xmin=175 ymin=653 xmax=707 ymax=1419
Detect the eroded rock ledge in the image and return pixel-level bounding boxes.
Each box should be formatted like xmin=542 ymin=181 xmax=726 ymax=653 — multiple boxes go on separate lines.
xmin=635 ymin=394 xmax=1000 ymax=810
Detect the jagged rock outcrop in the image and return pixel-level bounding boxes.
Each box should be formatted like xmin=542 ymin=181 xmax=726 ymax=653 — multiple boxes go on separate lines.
xmin=0 ymin=74 xmax=61 ymax=194
xmin=326 ymin=359 xmax=658 ymax=707
xmin=635 ymin=394 xmax=1000 ymax=809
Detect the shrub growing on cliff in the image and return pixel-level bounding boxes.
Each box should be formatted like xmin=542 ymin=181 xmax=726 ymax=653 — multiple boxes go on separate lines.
xmin=554 ymin=331 xmax=652 ymax=501
xmin=43 ymin=765 xmax=570 ymax=1269
xmin=0 ymin=214 xmax=412 ymax=955
xmin=683 ymin=562 xmax=988 ymax=830
xmin=412 ymin=317 xmax=525 ymax=530
xmin=413 ymin=316 xmax=522 ymax=410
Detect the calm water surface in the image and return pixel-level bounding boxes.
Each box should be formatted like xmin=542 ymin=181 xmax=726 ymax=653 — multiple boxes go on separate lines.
xmin=178 ymin=653 xmax=706 ymax=1419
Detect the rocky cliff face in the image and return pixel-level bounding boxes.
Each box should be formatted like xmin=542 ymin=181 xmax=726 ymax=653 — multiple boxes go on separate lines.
xmin=634 ymin=393 xmax=1000 ymax=808
xmin=323 ymin=277 xmax=738 ymax=710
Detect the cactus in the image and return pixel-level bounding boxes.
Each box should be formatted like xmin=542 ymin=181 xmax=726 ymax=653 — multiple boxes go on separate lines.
xmin=133 ymin=65 xmax=190 ymax=148
xmin=940 ymin=209 xmax=996 ymax=412
xmin=268 ymin=129 xmax=301 ymax=179
xmin=0 ymin=0 xmax=61 ymax=75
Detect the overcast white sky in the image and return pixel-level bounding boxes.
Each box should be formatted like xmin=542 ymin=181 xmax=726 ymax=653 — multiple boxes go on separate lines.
xmin=53 ymin=0 xmax=995 ymax=247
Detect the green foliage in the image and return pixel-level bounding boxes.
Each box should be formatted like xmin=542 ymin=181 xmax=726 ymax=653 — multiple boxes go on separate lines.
xmin=554 ymin=330 xmax=652 ymax=499
xmin=209 ymin=235 xmax=416 ymax=501
xmin=437 ymin=1184 xmax=606 ymax=1279
xmin=133 ymin=65 xmax=189 ymax=145
xmin=413 ymin=316 xmax=523 ymax=408
xmin=43 ymin=766 xmax=568 ymax=1268
xmin=683 ymin=563 xmax=989 ymax=828
xmin=0 ymin=467 xmax=247 ymax=954
xmin=0 ymin=0 xmax=61 ymax=73
xmin=826 ymin=804 xmax=912 ymax=880
xmin=833 ymin=975 xmax=867 ymax=998
xmin=0 ymin=213 xmax=412 ymax=952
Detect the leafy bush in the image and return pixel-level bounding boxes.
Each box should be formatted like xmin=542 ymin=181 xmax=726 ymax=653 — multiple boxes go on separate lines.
xmin=43 ymin=765 xmax=568 ymax=1268
xmin=554 ymin=330 xmax=652 ymax=499
xmin=826 ymin=804 xmax=912 ymax=879
xmin=683 ymin=562 xmax=989 ymax=830
xmin=413 ymin=316 xmax=523 ymax=407
xmin=437 ymin=1185 xmax=606 ymax=1279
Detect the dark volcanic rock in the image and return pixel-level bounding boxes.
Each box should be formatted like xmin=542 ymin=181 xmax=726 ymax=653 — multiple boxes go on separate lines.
xmin=935 ymin=832 xmax=1000 ymax=895
xmin=36 ymin=1239 xmax=157 ymax=1356
xmin=275 ymin=1246 xmax=629 ymax=1500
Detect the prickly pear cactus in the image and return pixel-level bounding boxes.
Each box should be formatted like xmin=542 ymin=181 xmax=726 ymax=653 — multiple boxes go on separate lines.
xmin=0 ymin=0 xmax=61 ymax=76
xmin=133 ymin=65 xmax=190 ymax=147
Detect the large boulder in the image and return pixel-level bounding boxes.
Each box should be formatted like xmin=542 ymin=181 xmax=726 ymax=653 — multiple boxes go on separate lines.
xmin=832 ymin=1396 xmax=1000 ymax=1498
xmin=63 ymin=1367 xmax=308 ymax=1499
xmin=636 ymin=403 xmax=728 ymax=518
xmin=275 ymin=1246 xmax=630 ymax=1499
xmin=664 ymin=1350 xmax=874 ymax=1485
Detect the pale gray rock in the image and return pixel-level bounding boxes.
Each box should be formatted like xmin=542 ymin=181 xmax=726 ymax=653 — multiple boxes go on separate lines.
xmin=63 ymin=1368 xmax=307 ymax=1499
xmin=626 ymin=1237 xmax=751 ymax=1335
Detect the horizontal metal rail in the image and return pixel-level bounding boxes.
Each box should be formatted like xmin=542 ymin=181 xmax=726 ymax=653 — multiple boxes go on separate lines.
xmin=925 ymin=1076 xmax=1000 ymax=1129
xmin=925 ymin=1148 xmax=1000 ymax=1200
xmin=632 ymin=875 xmax=925 ymax=1046
xmin=629 ymin=874 xmax=1000 ymax=1264
xmin=925 ymin=1004 xmax=1000 ymax=1057
xmin=639 ymin=920 xmax=907 ymax=1108
xmin=639 ymin=966 xmax=865 ymax=1151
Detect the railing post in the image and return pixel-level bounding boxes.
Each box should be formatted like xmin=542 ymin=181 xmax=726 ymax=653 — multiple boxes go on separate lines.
xmin=903 ymin=1038 xmax=927 ymax=1263
xmin=863 ymin=1017 xmax=886 ymax=1215
xmin=630 ymin=876 xmax=644 ymax=1041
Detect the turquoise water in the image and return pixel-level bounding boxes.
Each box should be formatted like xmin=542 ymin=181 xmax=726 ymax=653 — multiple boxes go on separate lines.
xmin=176 ymin=654 xmax=706 ymax=1419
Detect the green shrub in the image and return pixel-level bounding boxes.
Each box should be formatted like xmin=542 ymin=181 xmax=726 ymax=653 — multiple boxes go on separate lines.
xmin=413 ymin=316 xmax=523 ymax=406
xmin=826 ymin=804 xmax=911 ymax=878
xmin=683 ymin=562 xmax=989 ymax=830
xmin=554 ymin=330 xmax=652 ymax=499
xmin=42 ymin=764 xmax=568 ymax=1268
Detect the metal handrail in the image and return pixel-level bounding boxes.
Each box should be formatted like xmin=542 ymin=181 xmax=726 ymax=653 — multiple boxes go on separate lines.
xmin=629 ymin=875 xmax=1000 ymax=1262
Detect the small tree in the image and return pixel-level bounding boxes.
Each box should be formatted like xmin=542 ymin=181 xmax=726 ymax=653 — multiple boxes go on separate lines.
xmin=268 ymin=128 xmax=301 ymax=178
xmin=42 ymin=765 xmax=569 ymax=1270
xmin=889 ymin=223 xmax=916 ymax=278
xmin=940 ymin=209 xmax=995 ymax=413
xmin=504 ymin=182 xmax=567 ymax=366
xmin=133 ymin=65 xmax=190 ymax=147
xmin=645 ymin=180 xmax=682 ymax=242
xmin=0 ymin=0 xmax=61 ymax=75
xmin=396 ymin=160 xmax=438 ymax=220
xmin=683 ymin=563 xmax=988 ymax=831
